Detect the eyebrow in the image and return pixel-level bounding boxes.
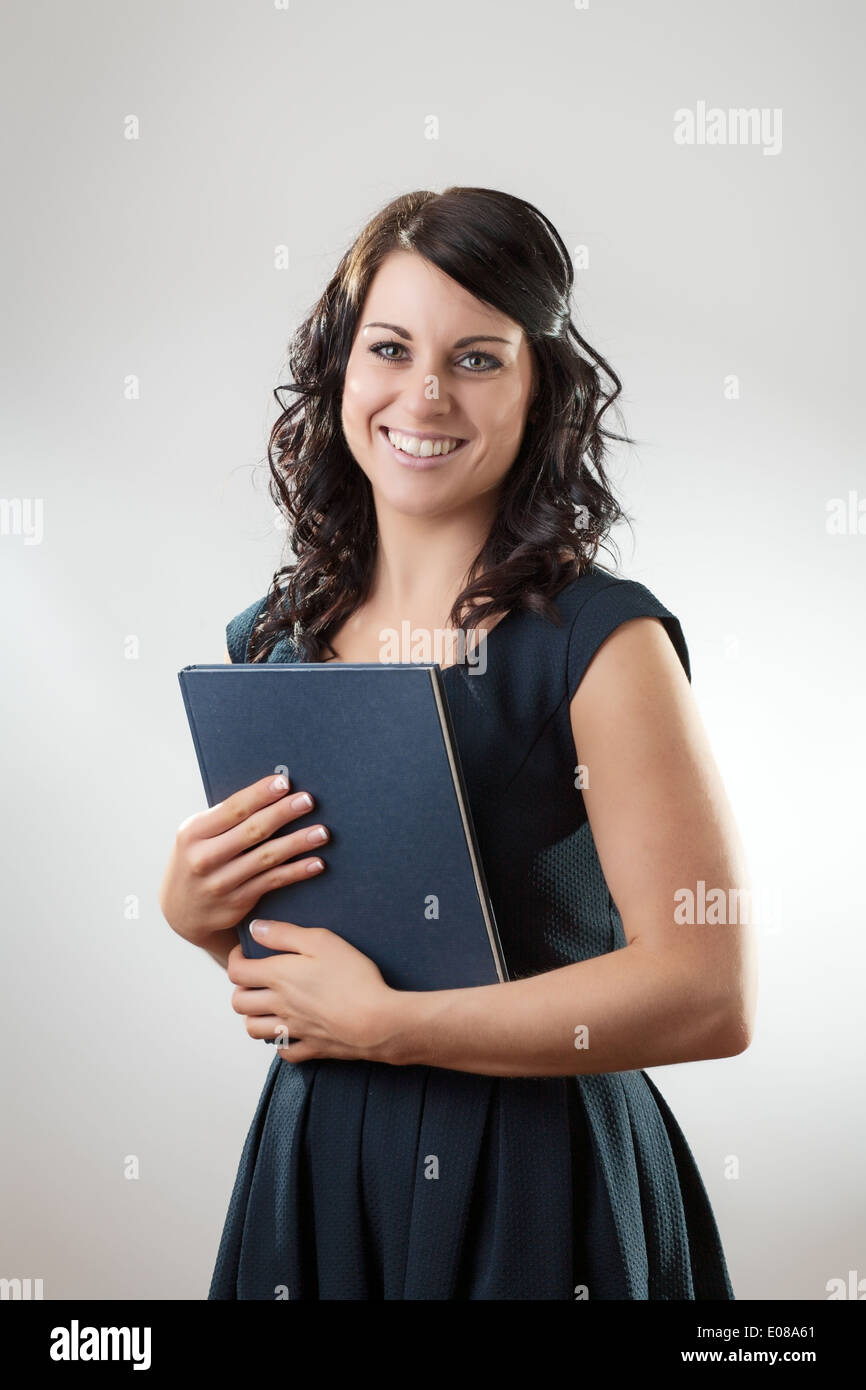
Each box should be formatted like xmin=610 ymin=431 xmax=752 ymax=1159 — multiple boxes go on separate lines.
xmin=363 ymin=322 xmax=514 ymax=349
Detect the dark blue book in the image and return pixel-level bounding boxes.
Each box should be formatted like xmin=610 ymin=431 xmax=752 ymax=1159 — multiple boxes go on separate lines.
xmin=177 ymin=663 xmax=508 ymax=996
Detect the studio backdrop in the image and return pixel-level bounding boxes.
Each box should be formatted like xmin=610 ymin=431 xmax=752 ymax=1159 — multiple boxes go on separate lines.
xmin=1 ymin=0 xmax=862 ymax=1301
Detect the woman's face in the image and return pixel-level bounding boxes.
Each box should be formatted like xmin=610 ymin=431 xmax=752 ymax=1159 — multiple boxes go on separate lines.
xmin=341 ymin=249 xmax=536 ymax=518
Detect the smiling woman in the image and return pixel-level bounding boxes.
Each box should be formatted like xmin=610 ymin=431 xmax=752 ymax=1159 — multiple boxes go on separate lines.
xmin=244 ymin=186 xmax=628 ymax=665
xmin=340 ymin=253 xmax=537 ymax=519
xmin=160 ymin=186 xmax=756 ymax=1301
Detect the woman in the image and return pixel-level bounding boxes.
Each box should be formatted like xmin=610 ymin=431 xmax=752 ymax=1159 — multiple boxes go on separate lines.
xmin=160 ymin=187 xmax=757 ymax=1300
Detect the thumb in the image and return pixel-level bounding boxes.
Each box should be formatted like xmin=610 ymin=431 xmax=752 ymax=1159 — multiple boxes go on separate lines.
xmin=249 ymin=919 xmax=315 ymax=952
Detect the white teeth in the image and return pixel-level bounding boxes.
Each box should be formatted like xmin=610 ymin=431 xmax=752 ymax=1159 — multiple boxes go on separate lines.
xmin=386 ymin=429 xmax=463 ymax=457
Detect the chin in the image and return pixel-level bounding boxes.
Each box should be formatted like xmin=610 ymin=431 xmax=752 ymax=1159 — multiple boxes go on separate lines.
xmin=381 ymin=482 xmax=458 ymax=518
xmin=359 ymin=465 xmax=455 ymax=515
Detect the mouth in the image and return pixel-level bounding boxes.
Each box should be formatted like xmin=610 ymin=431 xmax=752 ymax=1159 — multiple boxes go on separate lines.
xmin=379 ymin=425 xmax=469 ymax=469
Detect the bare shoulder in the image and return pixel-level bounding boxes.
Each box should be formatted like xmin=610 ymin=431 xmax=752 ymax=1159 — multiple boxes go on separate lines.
xmin=570 ymin=614 xmax=693 ymax=754
xmin=569 ymin=613 xmax=723 ymax=834
xmin=568 ymin=614 xmax=751 ymax=952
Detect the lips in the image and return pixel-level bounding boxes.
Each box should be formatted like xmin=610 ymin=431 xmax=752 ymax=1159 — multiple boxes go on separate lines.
xmin=379 ymin=426 xmax=469 ymax=469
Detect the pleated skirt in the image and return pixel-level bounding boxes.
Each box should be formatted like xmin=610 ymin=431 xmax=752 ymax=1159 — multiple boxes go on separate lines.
xmin=207 ymin=1055 xmax=734 ymax=1301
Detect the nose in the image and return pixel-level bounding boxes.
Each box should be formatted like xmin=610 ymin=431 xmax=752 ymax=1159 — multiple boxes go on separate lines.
xmin=391 ymin=362 xmax=457 ymax=422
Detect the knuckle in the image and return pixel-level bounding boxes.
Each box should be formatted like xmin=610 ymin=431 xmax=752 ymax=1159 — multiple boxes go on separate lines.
xmin=226 ymin=956 xmax=247 ymax=989
xmin=243 ymin=815 xmax=264 ymax=846
xmin=175 ymin=816 xmax=198 ymax=846
xmin=226 ymin=891 xmax=250 ymax=918
xmin=186 ymin=846 xmax=210 ymax=877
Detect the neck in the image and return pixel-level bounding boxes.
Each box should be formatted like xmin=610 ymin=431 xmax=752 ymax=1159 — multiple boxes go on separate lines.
xmin=367 ymin=495 xmax=497 ymax=625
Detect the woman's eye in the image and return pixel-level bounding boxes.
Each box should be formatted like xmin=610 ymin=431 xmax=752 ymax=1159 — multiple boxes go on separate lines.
xmin=368 ymin=342 xmax=501 ymax=373
xmin=457 ymin=352 xmax=502 ymax=372
xmin=370 ymin=341 xmax=406 ymax=364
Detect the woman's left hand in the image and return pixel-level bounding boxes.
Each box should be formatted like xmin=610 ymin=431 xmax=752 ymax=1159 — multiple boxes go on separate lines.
xmin=226 ymin=919 xmax=402 ymax=1063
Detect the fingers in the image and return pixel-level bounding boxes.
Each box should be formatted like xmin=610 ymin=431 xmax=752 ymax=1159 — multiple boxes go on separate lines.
xmin=241 ymin=1013 xmax=314 ymax=1056
xmin=226 ymin=925 xmax=321 ymax=985
xmin=213 ymin=821 xmax=330 ymax=896
xmin=178 ymin=772 xmax=294 ymax=843
xmin=235 ymin=1008 xmax=324 ymax=1060
xmin=234 ymin=850 xmax=325 ymax=904
xmin=244 ymin=1013 xmax=298 ymax=1042
xmin=250 ymin=920 xmax=328 ymax=954
xmin=179 ymin=774 xmax=325 ymax=874
xmin=231 ymin=986 xmax=282 ymax=1017
xmin=215 ymin=788 xmax=323 ymax=865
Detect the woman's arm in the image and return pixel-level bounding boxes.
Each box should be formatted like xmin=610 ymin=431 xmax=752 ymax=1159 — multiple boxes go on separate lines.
xmin=375 ymin=615 xmax=758 ymax=1076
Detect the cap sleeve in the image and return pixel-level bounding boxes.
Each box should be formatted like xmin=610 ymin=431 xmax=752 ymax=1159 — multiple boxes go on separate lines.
xmin=225 ymin=592 xmax=269 ymax=664
xmin=566 ymin=577 xmax=691 ymax=701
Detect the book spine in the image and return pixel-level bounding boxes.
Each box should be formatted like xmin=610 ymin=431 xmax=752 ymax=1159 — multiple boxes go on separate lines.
xmin=430 ymin=667 xmax=511 ymax=984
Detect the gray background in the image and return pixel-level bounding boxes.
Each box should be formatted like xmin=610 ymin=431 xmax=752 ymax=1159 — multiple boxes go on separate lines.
xmin=1 ymin=0 xmax=862 ymax=1300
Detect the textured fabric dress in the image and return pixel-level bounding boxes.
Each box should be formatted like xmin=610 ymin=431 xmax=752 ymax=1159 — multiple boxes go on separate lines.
xmin=208 ymin=564 xmax=735 ymax=1301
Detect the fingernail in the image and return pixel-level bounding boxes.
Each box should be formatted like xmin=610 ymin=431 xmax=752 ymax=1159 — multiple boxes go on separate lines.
xmin=306 ymin=858 xmax=324 ymax=874
xmin=291 ymin=792 xmax=313 ymax=811
xmin=306 ymin=825 xmax=328 ymax=844
xmin=250 ymin=920 xmax=270 ymax=936
xmin=270 ymin=775 xmax=289 ymax=791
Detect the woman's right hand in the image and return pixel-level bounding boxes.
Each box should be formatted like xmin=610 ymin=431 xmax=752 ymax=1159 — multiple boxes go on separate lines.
xmin=158 ymin=773 xmax=328 ymax=954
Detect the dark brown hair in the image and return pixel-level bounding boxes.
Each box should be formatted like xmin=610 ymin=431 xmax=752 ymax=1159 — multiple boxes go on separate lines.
xmin=248 ymin=186 xmax=631 ymax=662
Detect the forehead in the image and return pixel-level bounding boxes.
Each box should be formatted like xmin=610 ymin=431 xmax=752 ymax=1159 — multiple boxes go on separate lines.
xmin=360 ymin=250 xmax=524 ymax=341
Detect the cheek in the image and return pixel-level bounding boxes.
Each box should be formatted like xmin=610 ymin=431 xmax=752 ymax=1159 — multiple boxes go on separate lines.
xmin=343 ymin=358 xmax=385 ymax=415
xmin=343 ymin=372 xmax=390 ymax=453
xmin=341 ymin=368 xmax=389 ymax=476
xmin=478 ymin=384 xmax=531 ymax=455
xmin=341 ymin=374 xmax=369 ymax=448
xmin=341 ymin=368 xmax=363 ymax=424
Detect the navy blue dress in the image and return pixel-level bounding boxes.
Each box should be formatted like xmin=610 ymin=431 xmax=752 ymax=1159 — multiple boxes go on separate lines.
xmin=208 ymin=565 xmax=735 ymax=1300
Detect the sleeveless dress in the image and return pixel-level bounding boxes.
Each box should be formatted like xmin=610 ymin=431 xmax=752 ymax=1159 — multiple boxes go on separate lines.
xmin=208 ymin=565 xmax=735 ymax=1301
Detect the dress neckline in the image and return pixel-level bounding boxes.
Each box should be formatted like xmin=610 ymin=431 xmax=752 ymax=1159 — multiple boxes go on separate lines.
xmin=304 ymin=605 xmax=520 ymax=674
xmin=440 ymin=605 xmax=518 ymax=676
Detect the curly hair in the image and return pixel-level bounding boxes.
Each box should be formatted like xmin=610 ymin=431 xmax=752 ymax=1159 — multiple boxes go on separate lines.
xmin=247 ymin=186 xmax=632 ymax=663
